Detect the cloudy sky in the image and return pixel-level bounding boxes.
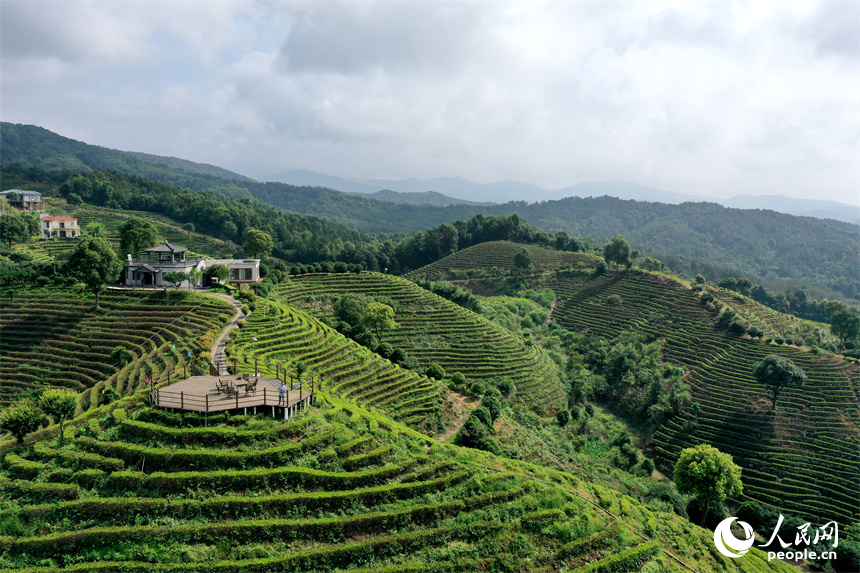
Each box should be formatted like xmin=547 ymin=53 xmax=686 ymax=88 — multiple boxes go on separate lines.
xmin=2 ymin=1 xmax=858 ymax=204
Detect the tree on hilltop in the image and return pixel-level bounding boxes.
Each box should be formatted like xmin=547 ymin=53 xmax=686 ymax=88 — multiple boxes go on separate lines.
xmin=826 ymin=301 xmax=860 ymax=353
xmin=752 ymin=354 xmax=806 ymax=411
xmin=603 ymin=235 xmax=632 ymax=270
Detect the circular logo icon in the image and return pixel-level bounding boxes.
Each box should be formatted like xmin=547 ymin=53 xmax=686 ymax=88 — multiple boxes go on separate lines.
xmin=714 ymin=517 xmax=755 ymax=558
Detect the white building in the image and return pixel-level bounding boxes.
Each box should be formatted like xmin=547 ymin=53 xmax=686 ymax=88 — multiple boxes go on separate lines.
xmin=40 ymin=215 xmax=81 ymax=238
xmin=124 ymin=241 xmax=260 ymax=288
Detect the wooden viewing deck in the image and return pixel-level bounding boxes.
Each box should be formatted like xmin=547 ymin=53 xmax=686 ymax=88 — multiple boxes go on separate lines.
xmin=151 ymin=375 xmax=315 ymax=419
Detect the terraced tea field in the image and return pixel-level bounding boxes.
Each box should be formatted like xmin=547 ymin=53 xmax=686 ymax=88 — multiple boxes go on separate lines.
xmin=408 ymin=241 xmax=597 ymax=281
xmin=230 ymin=299 xmax=444 ymax=428
xmin=547 ymin=270 xmax=860 ymax=525
xmin=274 ymin=273 xmax=566 ymax=413
xmin=0 ymin=401 xmax=797 ymax=573
xmin=0 ymin=287 xmax=234 ymax=413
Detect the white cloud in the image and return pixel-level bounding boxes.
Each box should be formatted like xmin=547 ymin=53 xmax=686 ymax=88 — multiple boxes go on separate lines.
xmin=1 ymin=1 xmax=857 ymax=204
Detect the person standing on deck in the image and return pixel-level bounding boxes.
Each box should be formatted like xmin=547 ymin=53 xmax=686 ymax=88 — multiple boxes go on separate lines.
xmin=278 ymin=382 xmax=287 ymax=406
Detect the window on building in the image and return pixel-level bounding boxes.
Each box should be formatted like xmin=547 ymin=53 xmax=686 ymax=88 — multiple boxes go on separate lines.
xmin=243 ymin=268 xmax=253 ymax=280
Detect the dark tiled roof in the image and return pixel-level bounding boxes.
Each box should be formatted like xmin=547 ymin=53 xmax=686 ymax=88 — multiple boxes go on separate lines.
xmin=130 ymin=264 xmax=160 ymax=272
xmin=145 ymin=241 xmax=188 ymax=253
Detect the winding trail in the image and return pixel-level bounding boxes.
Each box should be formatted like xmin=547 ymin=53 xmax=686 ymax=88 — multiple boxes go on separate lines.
xmin=203 ymin=291 xmax=245 ymax=375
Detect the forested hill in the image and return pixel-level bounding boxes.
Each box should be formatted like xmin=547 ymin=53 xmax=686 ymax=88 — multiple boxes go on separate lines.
xmin=3 ymin=122 xmax=859 ymax=298
xmin=0 ymin=123 xmax=254 ymax=188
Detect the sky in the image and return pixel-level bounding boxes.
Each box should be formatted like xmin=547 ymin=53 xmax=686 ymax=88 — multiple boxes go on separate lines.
xmin=2 ymin=1 xmax=859 ymax=204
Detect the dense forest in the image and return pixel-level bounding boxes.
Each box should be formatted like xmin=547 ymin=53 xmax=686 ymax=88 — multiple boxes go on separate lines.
xmin=3 ymin=122 xmax=858 ymax=299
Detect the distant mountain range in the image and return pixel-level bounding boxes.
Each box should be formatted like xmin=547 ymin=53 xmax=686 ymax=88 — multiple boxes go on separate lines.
xmin=267 ymin=169 xmax=859 ymax=225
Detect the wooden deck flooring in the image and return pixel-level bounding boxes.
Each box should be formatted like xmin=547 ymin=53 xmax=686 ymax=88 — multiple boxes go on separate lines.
xmin=151 ymin=375 xmax=313 ymax=413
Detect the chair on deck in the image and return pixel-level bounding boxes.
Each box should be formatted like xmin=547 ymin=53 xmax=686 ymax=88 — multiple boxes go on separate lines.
xmin=245 ymin=378 xmax=258 ymax=395
xmin=216 ymin=379 xmax=230 ymax=395
xmin=242 ymin=374 xmax=250 ymax=381
xmin=225 ymin=381 xmax=239 ymax=397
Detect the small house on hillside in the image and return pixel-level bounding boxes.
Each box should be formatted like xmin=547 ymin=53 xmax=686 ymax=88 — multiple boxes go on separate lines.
xmin=40 ymin=215 xmax=80 ymax=238
xmin=1 ymin=189 xmax=43 ymax=212
xmin=124 ymin=241 xmax=260 ymax=288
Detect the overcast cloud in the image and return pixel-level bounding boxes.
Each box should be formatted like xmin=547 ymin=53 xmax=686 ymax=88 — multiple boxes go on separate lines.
xmin=1 ymin=1 xmax=858 ymax=204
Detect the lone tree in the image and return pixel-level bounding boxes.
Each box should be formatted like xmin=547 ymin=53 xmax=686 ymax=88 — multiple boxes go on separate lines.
xmin=513 ymin=248 xmax=533 ymax=273
xmin=243 ymin=229 xmax=274 ymax=260
xmin=0 ymin=403 xmax=42 ymax=443
xmin=163 ymin=271 xmax=188 ymax=289
xmin=362 ymin=302 xmax=398 ymax=341
xmin=603 ymin=235 xmax=632 ymax=270
xmin=67 ymin=237 xmax=123 ymax=310
xmin=674 ymin=443 xmax=743 ymax=526
xmin=642 ymin=256 xmax=663 ymax=272
xmin=182 ymin=222 xmax=195 ymax=238
xmin=119 ymin=217 xmax=159 ymax=257
xmin=39 ymin=389 xmax=79 ymax=434
xmin=85 ymin=222 xmax=106 ymax=237
xmin=204 ymin=264 xmax=230 ymax=285
xmin=752 ymin=354 xmax=806 ymax=411
xmin=826 ymin=301 xmax=860 ymax=353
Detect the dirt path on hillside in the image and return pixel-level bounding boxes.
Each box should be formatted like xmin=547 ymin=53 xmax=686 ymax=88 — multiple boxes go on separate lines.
xmin=202 ymin=291 xmax=244 ymax=375
xmin=433 ymin=391 xmax=478 ymax=442
xmin=544 ymin=298 xmax=557 ymax=327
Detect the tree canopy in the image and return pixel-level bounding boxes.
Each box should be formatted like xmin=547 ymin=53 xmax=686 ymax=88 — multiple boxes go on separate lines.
xmin=39 ymin=388 xmax=78 ymax=433
xmin=0 ymin=209 xmax=38 ymax=247
xmin=674 ymin=443 xmax=743 ymax=526
xmin=826 ymin=301 xmax=860 ymax=352
xmin=67 ymin=236 xmax=123 ymax=309
xmin=243 ymin=229 xmax=274 ymax=260
xmin=119 ymin=217 xmax=159 ymax=257
xmin=362 ymin=302 xmax=398 ymax=341
xmin=752 ymin=354 xmax=807 ymax=411
xmin=603 ymin=235 xmax=632 ymax=270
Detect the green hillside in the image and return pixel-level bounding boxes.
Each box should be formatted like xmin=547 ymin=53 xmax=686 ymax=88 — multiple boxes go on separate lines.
xmin=533 ymin=268 xmax=859 ymax=525
xmin=229 ymin=298 xmax=445 ymax=429
xmin=0 ymin=398 xmax=797 ymax=573
xmin=0 ymin=287 xmax=234 ymax=414
xmin=408 ymin=241 xmax=598 ymax=282
xmin=273 ymin=273 xmax=566 ymax=414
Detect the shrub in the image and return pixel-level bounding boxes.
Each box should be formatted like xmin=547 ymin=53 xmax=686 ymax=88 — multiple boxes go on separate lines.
xmin=585 ymin=403 xmax=595 ymax=417
xmin=475 ymin=436 xmax=501 ymax=455
xmin=376 ymin=342 xmax=394 ymax=359
xmin=483 ymin=396 xmax=502 ymax=421
xmin=98 ymin=387 xmax=120 ymax=406
xmin=391 ymin=347 xmax=408 ymax=364
xmin=451 ymin=372 xmax=466 ymax=386
xmin=468 ymin=381 xmax=485 ymax=397
xmin=700 ymin=292 xmax=714 ymax=304
xmin=425 ymin=363 xmax=445 ymax=380
xmin=472 ymin=407 xmax=493 ymax=429
xmin=594 ymin=260 xmax=607 ymax=276
xmin=334 ymin=262 xmax=348 ymax=273
xmin=110 ymin=345 xmax=134 ymax=367
xmin=556 ymin=409 xmax=570 ymax=427
xmin=497 ymin=379 xmax=515 ymax=397
xmin=831 ymin=540 xmax=860 ymax=573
